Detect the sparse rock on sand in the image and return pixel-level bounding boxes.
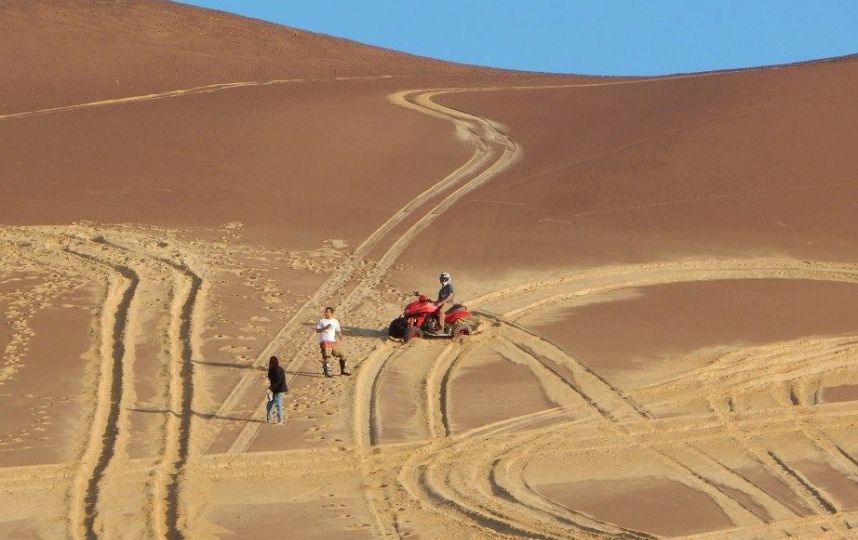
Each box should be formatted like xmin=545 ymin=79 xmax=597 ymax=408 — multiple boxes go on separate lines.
xmin=2 ymin=1 xmax=858 ymax=538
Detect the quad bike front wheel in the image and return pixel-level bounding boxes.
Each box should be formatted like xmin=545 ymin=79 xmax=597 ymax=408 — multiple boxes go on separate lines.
xmin=404 ymin=324 xmax=424 ymax=343
xmin=388 ymin=316 xmax=408 ymax=339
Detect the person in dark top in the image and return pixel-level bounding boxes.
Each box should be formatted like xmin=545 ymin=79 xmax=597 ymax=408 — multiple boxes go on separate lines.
xmin=435 ymin=271 xmax=455 ymax=333
xmin=266 ymin=356 xmax=287 ymax=424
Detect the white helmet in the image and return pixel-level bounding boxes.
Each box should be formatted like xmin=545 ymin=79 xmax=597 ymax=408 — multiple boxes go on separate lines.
xmin=439 ymin=272 xmax=451 ymax=283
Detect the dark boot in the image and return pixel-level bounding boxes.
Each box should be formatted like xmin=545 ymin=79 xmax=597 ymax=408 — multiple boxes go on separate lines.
xmin=322 ymin=361 xmax=333 ymax=378
xmin=339 ymin=358 xmax=351 ymax=376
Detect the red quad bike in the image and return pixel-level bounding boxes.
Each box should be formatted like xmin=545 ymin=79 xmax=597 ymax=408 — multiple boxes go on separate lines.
xmin=388 ymin=292 xmax=479 ymax=342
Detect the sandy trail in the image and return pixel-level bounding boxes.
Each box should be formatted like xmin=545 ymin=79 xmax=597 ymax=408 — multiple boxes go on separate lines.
xmin=0 ymin=75 xmax=396 ymax=122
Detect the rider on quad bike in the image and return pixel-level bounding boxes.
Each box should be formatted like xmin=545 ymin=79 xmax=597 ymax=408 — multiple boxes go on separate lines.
xmin=387 ymin=272 xmax=478 ymax=341
xmin=435 ymin=272 xmax=455 ymax=333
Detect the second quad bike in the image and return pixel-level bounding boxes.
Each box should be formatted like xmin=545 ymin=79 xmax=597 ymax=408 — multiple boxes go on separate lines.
xmin=388 ymin=292 xmax=479 ymax=341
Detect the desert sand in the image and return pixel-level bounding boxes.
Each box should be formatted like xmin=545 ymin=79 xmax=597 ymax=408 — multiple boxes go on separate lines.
xmin=2 ymin=1 xmax=858 ymax=538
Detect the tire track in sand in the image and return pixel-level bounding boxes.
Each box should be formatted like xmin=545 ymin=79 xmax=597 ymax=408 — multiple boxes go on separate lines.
xmin=474 ymin=259 xmax=858 ymax=524
xmin=366 ymin=310 xmax=643 ymax=537
xmin=392 ymin=259 xmax=858 ymax=537
xmin=0 ymin=75 xmax=396 ymax=122
xmin=487 ymin=267 xmax=857 ymax=528
xmin=2 ymin=228 xmax=213 ymax=538
xmin=397 ymin=405 xmax=632 ymax=539
xmin=1 ymin=229 xmax=146 ymax=538
xmin=63 ymin=247 xmax=138 ymax=540
xmin=160 ymin=259 xmax=202 ymax=540
xmin=8 ymin=229 xmax=204 ymax=538
xmin=90 ymin=236 xmax=202 ymax=540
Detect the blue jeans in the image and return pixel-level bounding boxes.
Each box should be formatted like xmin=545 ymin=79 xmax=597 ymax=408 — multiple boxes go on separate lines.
xmin=266 ymin=392 xmax=285 ymax=423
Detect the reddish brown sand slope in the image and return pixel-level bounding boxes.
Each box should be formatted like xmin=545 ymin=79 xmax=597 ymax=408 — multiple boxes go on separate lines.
xmin=395 ymin=56 xmax=858 ymax=276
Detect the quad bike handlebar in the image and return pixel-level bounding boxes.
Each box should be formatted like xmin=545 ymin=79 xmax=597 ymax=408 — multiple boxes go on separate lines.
xmin=412 ymin=291 xmax=432 ymax=303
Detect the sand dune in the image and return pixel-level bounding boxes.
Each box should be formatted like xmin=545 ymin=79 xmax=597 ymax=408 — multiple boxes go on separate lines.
xmin=3 ymin=1 xmax=858 ymax=538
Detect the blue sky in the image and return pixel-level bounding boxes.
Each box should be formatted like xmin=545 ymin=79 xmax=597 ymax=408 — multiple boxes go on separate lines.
xmin=180 ymin=1 xmax=858 ymax=76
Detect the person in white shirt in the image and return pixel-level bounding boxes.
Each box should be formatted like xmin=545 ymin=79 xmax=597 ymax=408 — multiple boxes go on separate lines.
xmin=315 ymin=306 xmax=350 ymax=378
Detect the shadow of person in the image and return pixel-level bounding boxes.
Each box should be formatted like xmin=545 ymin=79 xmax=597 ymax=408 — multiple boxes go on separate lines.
xmin=284 ymin=369 xmax=326 ymax=378
xmin=342 ymin=325 xmax=386 ymax=338
xmin=192 ymin=359 xmax=265 ymax=371
xmin=126 ymin=407 xmax=270 ymax=424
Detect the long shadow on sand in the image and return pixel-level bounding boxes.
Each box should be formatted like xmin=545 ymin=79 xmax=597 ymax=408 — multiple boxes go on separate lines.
xmin=342 ymin=325 xmax=386 ymax=338
xmin=127 ymin=407 xmax=268 ymax=424
xmin=192 ymin=359 xmax=264 ymax=371
xmin=285 ymin=369 xmax=326 ymax=379
xmin=192 ymin=361 xmax=335 ymax=379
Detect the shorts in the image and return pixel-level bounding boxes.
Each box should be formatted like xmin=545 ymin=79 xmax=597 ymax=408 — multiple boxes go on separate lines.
xmin=320 ymin=342 xmax=345 ymax=361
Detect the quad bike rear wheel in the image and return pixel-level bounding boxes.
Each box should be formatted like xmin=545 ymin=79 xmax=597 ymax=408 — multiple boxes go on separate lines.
xmin=450 ymin=320 xmax=472 ymax=337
